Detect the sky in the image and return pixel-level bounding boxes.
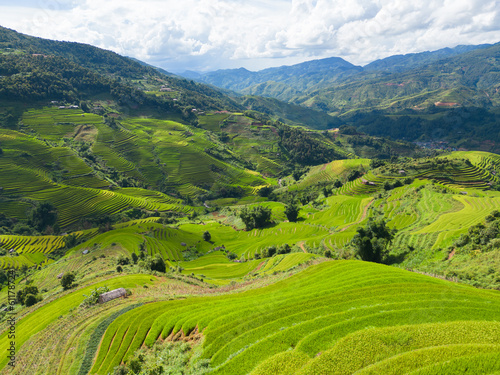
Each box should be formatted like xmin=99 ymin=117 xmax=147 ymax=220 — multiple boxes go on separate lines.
xmin=0 ymin=0 xmax=499 ymax=73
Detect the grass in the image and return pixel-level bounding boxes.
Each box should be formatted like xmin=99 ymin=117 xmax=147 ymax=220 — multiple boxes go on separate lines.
xmin=90 ymin=261 xmax=500 ymax=374
xmin=0 ymin=274 xmax=154 ymax=370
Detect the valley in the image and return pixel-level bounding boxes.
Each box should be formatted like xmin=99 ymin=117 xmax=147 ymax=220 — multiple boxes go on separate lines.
xmin=0 ymin=26 xmax=499 ymax=374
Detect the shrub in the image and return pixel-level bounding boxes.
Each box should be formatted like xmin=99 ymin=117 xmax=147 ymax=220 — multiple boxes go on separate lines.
xmin=203 ymin=231 xmax=211 ymax=242
xmin=80 ymin=286 xmax=109 ymax=308
xmin=131 ymin=252 xmax=138 ymax=264
xmin=61 ymin=272 xmax=76 ymax=290
xmin=116 ymin=265 xmax=123 ymax=273
xmin=116 ymin=255 xmax=130 ymax=266
xmin=277 ymin=243 xmax=291 ymax=255
xmin=227 ymin=252 xmax=238 ymax=260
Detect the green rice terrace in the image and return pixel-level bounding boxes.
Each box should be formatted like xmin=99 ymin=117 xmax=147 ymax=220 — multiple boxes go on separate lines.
xmin=1 ymin=27 xmax=500 ymax=374
xmin=1 ymin=105 xmax=500 ymax=374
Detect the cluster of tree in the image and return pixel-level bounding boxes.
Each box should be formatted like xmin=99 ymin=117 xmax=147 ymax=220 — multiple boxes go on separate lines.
xmin=0 ymin=203 xmax=58 ymax=236
xmin=16 ymin=284 xmax=42 ymax=307
xmin=205 ymin=182 xmax=244 ymax=200
xmin=239 ymin=206 xmax=272 ymax=230
xmin=351 ymin=219 xmax=396 ymax=263
xmin=343 ymin=107 xmax=500 ymax=146
xmin=278 ymin=126 xmax=342 ymax=165
xmin=284 ymin=203 xmax=300 ymax=222
xmin=0 ymin=54 xmax=110 ymax=101
xmin=258 ymin=243 xmax=292 ymax=258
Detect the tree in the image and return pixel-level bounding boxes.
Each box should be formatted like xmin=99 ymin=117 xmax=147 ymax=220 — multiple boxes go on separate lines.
xmin=131 ymin=252 xmax=138 ymax=264
xmin=285 ymin=203 xmax=300 ymax=222
xmin=148 ymin=254 xmax=166 ymax=273
xmin=24 ymin=294 xmax=38 ymax=307
xmin=277 ymin=243 xmax=291 ymax=255
xmin=239 ymin=206 xmax=272 ymax=230
xmin=257 ymin=186 xmax=273 ymax=197
xmin=351 ymin=219 xmax=395 ymax=263
xmin=203 ymin=231 xmax=211 ymax=242
xmin=116 ymin=265 xmax=123 ymax=273
xmin=16 ymin=285 xmax=38 ymax=305
xmin=29 ymin=202 xmax=58 ymax=231
xmin=61 ymin=272 xmax=76 ymax=290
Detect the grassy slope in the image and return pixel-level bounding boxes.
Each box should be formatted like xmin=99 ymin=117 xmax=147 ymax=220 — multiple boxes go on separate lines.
xmin=91 ymin=261 xmax=500 ymax=374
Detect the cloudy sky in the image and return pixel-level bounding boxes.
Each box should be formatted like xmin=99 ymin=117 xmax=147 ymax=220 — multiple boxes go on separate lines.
xmin=0 ymin=0 xmax=499 ymax=72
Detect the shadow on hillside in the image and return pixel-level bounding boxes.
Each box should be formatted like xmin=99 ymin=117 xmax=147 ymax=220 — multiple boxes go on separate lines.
xmin=384 ymin=250 xmax=411 ymax=265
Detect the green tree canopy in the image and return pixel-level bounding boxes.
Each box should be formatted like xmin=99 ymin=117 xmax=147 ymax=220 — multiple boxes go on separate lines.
xmin=239 ymin=206 xmax=272 ymax=231
xmin=351 ymin=219 xmax=395 ymax=263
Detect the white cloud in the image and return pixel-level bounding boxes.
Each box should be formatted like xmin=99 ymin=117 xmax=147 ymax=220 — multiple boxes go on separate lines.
xmin=0 ymin=0 xmax=499 ymax=72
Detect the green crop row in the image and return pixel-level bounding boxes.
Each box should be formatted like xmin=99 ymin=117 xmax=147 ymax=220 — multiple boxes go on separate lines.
xmin=0 ymin=274 xmax=154 ymax=370
xmin=91 ymin=261 xmax=500 ymax=374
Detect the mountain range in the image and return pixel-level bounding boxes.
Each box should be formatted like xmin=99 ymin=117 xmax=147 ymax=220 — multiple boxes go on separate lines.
xmin=180 ymin=43 xmax=500 ymax=113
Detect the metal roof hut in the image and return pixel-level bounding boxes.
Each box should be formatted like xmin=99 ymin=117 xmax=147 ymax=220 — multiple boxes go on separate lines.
xmin=98 ymin=288 xmax=127 ymax=304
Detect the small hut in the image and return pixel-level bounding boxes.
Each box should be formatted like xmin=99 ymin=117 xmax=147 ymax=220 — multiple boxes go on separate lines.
xmin=98 ymin=288 xmax=127 ymax=304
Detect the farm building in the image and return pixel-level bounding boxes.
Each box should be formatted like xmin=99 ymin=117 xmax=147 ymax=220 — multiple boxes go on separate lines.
xmin=98 ymin=288 xmax=127 ymax=304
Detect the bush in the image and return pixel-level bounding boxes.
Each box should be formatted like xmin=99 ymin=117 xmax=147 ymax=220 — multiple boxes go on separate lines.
xmin=61 ymin=272 xmax=76 ymax=290
xmin=203 ymin=231 xmax=211 ymax=241
xmin=277 ymin=243 xmax=291 ymax=255
xmin=80 ymin=286 xmax=109 ymax=308
xmin=227 ymin=252 xmax=238 ymax=260
xmin=131 ymin=252 xmax=138 ymax=264
xmin=116 ymin=265 xmax=123 ymax=273
xmin=261 ymin=246 xmax=276 ymax=258
xmin=116 ymin=255 xmax=130 ymax=265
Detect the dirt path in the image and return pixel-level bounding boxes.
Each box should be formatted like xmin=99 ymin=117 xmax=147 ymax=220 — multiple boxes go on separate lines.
xmin=297 ymin=241 xmax=307 ymax=253
xmin=339 ymin=198 xmax=374 ymax=232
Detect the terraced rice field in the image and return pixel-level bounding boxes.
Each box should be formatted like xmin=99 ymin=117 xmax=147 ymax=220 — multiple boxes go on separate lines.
xmin=293 ymin=159 xmax=370 ymax=190
xmin=68 ymin=222 xmax=216 ymax=262
xmin=414 ymin=195 xmax=500 ymax=248
xmin=90 ymin=261 xmax=500 ymax=374
xmin=0 ymin=234 xmax=69 ymax=254
xmin=21 ymin=107 xmax=102 ymax=141
xmin=0 ymin=274 xmax=154 ymax=370
xmin=305 ymin=195 xmax=372 ymax=230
